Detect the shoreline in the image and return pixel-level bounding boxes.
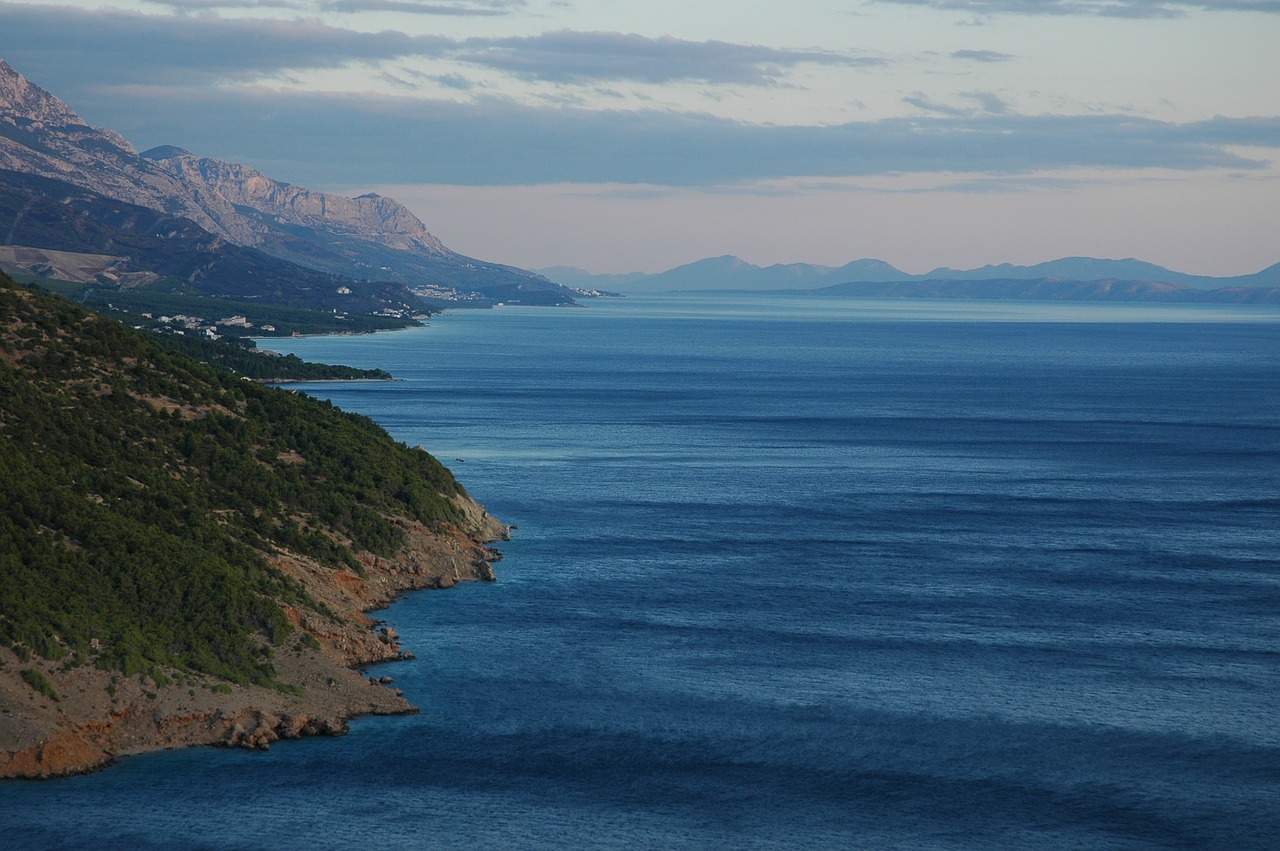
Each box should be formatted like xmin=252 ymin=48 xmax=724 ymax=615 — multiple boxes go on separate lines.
xmin=0 ymin=275 xmax=514 ymax=781
xmin=254 ymin=377 xmax=398 ymax=384
xmin=0 ymin=497 xmax=510 ymax=781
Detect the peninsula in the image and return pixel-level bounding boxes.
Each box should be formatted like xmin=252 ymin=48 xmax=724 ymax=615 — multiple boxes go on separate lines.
xmin=0 ymin=274 xmax=507 ymax=779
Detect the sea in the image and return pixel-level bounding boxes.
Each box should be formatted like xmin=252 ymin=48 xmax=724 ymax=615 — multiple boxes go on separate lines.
xmin=5 ymin=293 xmax=1279 ymax=850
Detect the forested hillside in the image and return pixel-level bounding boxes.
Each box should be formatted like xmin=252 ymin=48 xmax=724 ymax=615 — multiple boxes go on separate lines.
xmin=0 ymin=272 xmax=464 ymax=689
xmin=150 ymin=334 xmax=393 ymax=382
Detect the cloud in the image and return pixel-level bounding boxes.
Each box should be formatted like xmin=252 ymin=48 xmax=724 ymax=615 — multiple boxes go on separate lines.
xmin=146 ymin=0 xmax=522 ymax=12
xmin=904 ymin=92 xmax=971 ymax=116
xmin=147 ymin=0 xmax=305 ymax=11
xmin=46 ymin=80 xmax=1272 ymax=188
xmin=0 ymin=6 xmax=878 ymax=95
xmin=904 ymin=91 xmax=1007 ymax=116
xmin=965 ymin=91 xmax=1009 ymax=114
xmin=950 ymin=49 xmax=1014 ymax=62
xmin=0 ymin=4 xmax=1274 ymax=193
xmin=433 ymin=73 xmax=481 ymax=90
xmin=875 ymin=0 xmax=1280 ymax=18
xmin=931 ymin=175 xmax=1097 ymax=192
xmin=319 ymin=0 xmax=525 ymax=15
xmin=0 ymin=5 xmax=454 ymax=85
xmin=453 ymin=30 xmax=882 ymax=86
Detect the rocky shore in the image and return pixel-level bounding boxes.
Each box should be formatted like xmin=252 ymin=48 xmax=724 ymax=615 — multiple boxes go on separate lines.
xmin=0 ymin=496 xmax=509 ymax=780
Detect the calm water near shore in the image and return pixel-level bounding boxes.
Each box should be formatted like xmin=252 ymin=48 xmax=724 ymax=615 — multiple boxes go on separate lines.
xmin=5 ymin=294 xmax=1279 ymax=849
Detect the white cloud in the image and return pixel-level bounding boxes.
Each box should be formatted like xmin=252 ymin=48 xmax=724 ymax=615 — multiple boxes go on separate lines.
xmin=319 ymin=0 xmax=525 ymax=15
xmin=875 ymin=0 xmax=1280 ymax=18
xmin=0 ymin=0 xmax=1274 ymax=273
xmin=453 ymin=30 xmax=881 ymax=86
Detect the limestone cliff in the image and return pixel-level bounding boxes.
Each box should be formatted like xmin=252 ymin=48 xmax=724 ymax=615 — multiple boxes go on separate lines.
xmin=140 ymin=147 xmax=449 ymax=256
xmin=0 ymin=59 xmax=250 ymax=243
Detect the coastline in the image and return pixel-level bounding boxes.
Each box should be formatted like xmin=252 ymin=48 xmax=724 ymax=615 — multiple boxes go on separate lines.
xmin=0 ymin=495 xmax=509 ymax=781
xmin=254 ymin=377 xmax=397 ymax=384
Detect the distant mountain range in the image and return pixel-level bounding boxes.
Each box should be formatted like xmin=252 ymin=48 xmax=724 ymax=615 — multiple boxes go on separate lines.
xmin=541 ymin=255 xmax=1280 ymax=303
xmin=0 ymin=58 xmax=581 ymax=313
xmin=5 ymin=56 xmax=1273 ymax=314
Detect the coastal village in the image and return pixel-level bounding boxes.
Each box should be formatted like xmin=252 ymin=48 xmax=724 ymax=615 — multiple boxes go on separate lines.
xmin=141 ymin=312 xmax=275 ymax=339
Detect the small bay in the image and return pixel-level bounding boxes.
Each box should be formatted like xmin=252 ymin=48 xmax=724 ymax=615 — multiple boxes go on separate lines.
xmin=6 ymin=294 xmax=1279 ymax=849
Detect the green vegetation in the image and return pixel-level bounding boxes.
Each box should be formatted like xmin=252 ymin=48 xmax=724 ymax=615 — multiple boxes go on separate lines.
xmin=151 ymin=334 xmax=393 ymax=382
xmin=19 ymin=278 xmax=399 ymax=379
xmin=28 ymin=277 xmax=419 ymax=337
xmin=19 ymin=668 xmax=59 ymax=702
xmin=0 ymin=273 xmax=465 ymax=689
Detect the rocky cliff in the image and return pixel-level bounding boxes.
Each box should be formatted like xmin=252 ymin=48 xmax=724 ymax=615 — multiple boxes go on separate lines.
xmin=0 ymin=59 xmax=250 ymax=243
xmin=141 ymin=146 xmax=449 ymax=255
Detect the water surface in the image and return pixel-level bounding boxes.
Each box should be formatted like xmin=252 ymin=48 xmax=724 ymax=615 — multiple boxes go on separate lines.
xmin=6 ymin=295 xmax=1278 ymax=849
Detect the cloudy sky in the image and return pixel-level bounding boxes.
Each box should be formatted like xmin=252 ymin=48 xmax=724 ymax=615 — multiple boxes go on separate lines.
xmin=2 ymin=0 xmax=1278 ymax=274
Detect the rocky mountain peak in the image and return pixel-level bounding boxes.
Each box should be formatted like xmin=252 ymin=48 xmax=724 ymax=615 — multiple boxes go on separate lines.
xmin=0 ymin=60 xmax=248 ymax=241
xmin=1 ymin=70 xmax=125 ymax=163
xmin=139 ymin=145 xmax=194 ymax=160
xmin=0 ymin=59 xmax=131 ymax=152
xmin=1 ymin=59 xmax=79 ymax=128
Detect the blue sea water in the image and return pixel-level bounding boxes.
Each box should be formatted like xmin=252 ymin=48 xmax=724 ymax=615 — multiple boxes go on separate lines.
xmin=5 ymin=294 xmax=1279 ymax=849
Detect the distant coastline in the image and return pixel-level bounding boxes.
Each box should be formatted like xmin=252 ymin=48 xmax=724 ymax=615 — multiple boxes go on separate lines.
xmin=254 ymin=377 xmax=397 ymax=384
xmin=540 ymin=255 xmax=1280 ymax=299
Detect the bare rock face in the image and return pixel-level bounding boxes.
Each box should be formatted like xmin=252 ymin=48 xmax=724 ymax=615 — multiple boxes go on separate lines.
xmin=0 ymin=58 xmax=94 ymax=131
xmin=0 ymin=726 xmax=112 ymax=781
xmin=140 ymin=147 xmax=451 ymax=255
xmin=0 ymin=59 xmax=447 ymax=261
xmin=217 ymin=709 xmax=350 ymax=751
xmin=0 ymin=59 xmax=249 ymax=242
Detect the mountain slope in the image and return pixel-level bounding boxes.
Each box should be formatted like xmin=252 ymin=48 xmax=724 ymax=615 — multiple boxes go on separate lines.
xmin=0 ymin=168 xmax=421 ymax=315
xmin=602 ymin=255 xmax=911 ymax=293
xmin=140 ymin=147 xmax=577 ymax=304
xmin=0 ymin=58 xmax=578 ymax=307
xmin=0 ymin=60 xmax=253 ymax=244
xmin=140 ymin=145 xmax=450 ymax=255
xmin=530 ymin=256 xmax=919 ymax=293
xmin=0 ymin=273 xmax=507 ymax=778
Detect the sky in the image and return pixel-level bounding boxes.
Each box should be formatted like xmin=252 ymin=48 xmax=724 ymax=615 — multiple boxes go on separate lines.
xmin=1 ymin=0 xmax=1278 ymax=275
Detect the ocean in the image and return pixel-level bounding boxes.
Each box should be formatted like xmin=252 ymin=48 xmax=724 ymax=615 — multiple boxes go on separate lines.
xmin=5 ymin=294 xmax=1279 ymax=849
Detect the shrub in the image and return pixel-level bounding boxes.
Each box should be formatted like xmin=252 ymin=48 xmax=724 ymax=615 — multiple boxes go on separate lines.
xmin=19 ymin=668 xmax=59 ymax=702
